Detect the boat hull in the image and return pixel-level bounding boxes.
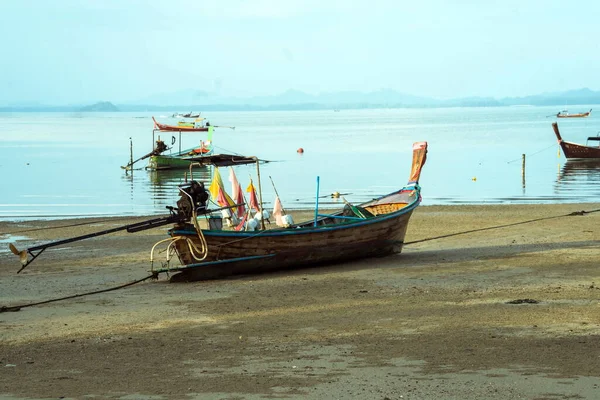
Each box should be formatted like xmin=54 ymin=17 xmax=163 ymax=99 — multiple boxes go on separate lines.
xmin=552 ymin=122 xmax=600 ymax=159
xmin=558 ymin=141 xmax=600 ymax=159
xmin=152 ymin=116 xmax=209 ymax=132
xmin=556 ymin=109 xmax=592 ymax=118
xmin=155 ymin=124 xmax=209 ymax=132
xmin=148 ymin=155 xmax=196 ymax=170
xmin=167 ymin=194 xmax=418 ymax=281
xmin=148 ymin=149 xmax=213 ymax=170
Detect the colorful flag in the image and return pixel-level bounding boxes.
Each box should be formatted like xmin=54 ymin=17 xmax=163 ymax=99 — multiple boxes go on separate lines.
xmin=208 ymin=168 xmax=236 ymax=210
xmin=272 ymin=196 xmax=284 ymax=226
xmin=408 ymin=141 xmax=427 ymax=185
xmin=246 ymin=179 xmax=260 ymax=211
xmin=229 ymin=167 xmax=246 ymax=218
xmin=207 ymin=126 xmax=214 ymax=142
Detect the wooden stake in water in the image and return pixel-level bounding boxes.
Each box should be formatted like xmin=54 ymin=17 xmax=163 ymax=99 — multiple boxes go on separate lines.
xmin=521 ymin=154 xmax=526 ymax=189
xmin=129 ymin=138 xmax=133 ymax=166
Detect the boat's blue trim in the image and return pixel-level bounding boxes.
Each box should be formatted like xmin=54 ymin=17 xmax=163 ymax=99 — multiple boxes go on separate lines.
xmin=154 ymin=254 xmax=276 ymax=273
xmin=317 ymin=214 xmax=365 ymax=221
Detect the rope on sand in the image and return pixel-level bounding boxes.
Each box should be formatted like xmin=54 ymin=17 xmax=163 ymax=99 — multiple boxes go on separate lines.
xmin=3 ymin=207 xmax=600 ymax=312
xmin=405 ymin=207 xmax=600 ymax=245
xmin=0 ymin=273 xmax=157 ymax=313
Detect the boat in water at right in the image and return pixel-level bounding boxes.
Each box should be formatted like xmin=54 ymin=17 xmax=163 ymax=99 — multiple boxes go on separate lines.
xmin=552 ymin=122 xmax=600 ymax=159
xmin=556 ymin=109 xmax=592 ymax=118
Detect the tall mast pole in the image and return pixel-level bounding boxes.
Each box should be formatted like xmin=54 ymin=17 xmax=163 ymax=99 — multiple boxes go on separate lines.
xmin=254 ymin=157 xmax=266 ymax=230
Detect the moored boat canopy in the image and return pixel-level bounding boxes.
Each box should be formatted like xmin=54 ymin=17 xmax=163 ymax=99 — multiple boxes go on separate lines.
xmin=186 ymin=153 xmax=267 ymax=167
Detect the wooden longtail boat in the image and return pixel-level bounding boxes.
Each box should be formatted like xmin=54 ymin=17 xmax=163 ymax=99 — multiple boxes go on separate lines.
xmin=147 ymin=122 xmax=215 ymax=170
xmin=152 ymin=116 xmax=210 ymax=132
xmin=152 ymin=142 xmax=428 ymax=281
xmin=172 ymin=112 xmax=201 ymax=118
xmin=552 ymin=122 xmax=600 ymax=159
xmin=148 ymin=146 xmax=213 ymax=170
xmin=7 ymin=143 xmax=427 ymax=284
xmin=556 ymin=109 xmax=592 ymax=118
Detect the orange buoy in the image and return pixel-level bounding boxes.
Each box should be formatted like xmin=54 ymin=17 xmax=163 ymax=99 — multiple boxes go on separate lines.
xmin=297 ymin=148 xmax=304 ymax=154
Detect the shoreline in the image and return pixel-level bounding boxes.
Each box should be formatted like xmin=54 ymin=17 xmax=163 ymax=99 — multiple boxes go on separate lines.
xmin=1 ymin=202 xmax=600 ymax=399
xmin=2 ymin=199 xmax=600 ymax=223
xmin=3 ymin=201 xmax=600 ymax=226
xmin=1 ymin=202 xmax=598 ymax=255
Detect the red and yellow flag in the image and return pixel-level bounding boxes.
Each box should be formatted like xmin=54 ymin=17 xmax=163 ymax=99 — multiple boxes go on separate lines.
xmin=228 ymin=167 xmax=246 ymax=218
xmin=246 ymin=179 xmax=260 ymax=212
xmin=209 ymin=168 xmax=236 ymax=210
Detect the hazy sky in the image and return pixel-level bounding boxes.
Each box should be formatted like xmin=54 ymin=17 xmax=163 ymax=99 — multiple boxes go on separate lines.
xmin=1 ymin=0 xmax=599 ymax=104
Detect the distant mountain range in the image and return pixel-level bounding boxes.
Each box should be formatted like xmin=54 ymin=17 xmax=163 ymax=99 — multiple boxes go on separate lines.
xmin=2 ymin=88 xmax=600 ymax=112
xmin=78 ymin=101 xmax=120 ymax=112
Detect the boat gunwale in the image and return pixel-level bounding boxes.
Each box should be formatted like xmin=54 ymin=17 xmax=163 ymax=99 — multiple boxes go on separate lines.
xmin=169 ymin=186 xmax=421 ymax=238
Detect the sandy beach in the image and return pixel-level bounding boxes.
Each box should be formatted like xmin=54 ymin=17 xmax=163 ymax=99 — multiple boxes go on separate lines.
xmin=1 ymin=203 xmax=600 ymax=399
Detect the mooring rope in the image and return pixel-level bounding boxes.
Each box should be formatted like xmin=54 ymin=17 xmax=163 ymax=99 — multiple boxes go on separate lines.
xmin=0 ymin=273 xmax=157 ymax=313
xmin=505 ymin=143 xmax=558 ymax=164
xmin=3 ymin=207 xmax=599 ymax=312
xmin=405 ymin=207 xmax=600 ymax=245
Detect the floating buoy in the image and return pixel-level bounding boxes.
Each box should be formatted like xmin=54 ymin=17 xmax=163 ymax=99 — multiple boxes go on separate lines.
xmin=297 ymin=148 xmax=304 ymax=154
xmin=331 ymin=191 xmax=340 ymax=198
xmin=471 ymin=176 xmax=477 ymax=181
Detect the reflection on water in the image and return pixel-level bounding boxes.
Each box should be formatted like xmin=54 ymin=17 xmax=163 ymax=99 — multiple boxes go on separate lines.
xmin=5 ymin=107 xmax=600 ymax=220
xmin=555 ymin=159 xmax=600 ymax=200
xmin=147 ymin=167 xmax=212 ymax=187
xmin=119 ymin=166 xmax=214 ymax=217
xmin=148 ymin=166 xmax=212 ymax=206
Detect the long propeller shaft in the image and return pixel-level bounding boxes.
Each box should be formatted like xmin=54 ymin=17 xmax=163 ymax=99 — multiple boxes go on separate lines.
xmin=9 ymin=215 xmax=180 ymax=273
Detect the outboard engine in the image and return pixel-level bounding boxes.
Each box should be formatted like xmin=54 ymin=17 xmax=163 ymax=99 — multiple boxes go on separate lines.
xmin=153 ymin=139 xmax=168 ymax=154
xmin=176 ymin=180 xmax=209 ymax=220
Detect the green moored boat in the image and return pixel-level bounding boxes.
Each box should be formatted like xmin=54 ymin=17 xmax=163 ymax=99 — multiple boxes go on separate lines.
xmin=146 ymin=126 xmax=215 ymax=170
xmin=148 ymin=148 xmax=212 ymax=170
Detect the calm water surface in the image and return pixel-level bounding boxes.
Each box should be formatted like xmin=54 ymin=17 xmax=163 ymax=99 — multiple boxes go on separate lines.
xmin=1 ymin=106 xmax=600 ymax=221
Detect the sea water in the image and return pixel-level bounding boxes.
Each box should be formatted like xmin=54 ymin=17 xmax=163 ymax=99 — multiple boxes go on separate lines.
xmin=1 ymin=106 xmax=600 ymax=220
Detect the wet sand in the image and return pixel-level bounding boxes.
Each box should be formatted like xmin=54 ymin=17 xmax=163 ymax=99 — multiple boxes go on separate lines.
xmin=1 ymin=203 xmax=600 ymax=399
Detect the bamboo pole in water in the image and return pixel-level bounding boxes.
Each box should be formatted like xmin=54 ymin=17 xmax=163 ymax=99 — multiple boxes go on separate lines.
xmin=129 ymin=138 xmax=133 ymax=170
xmin=521 ymin=154 xmax=526 ymax=189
